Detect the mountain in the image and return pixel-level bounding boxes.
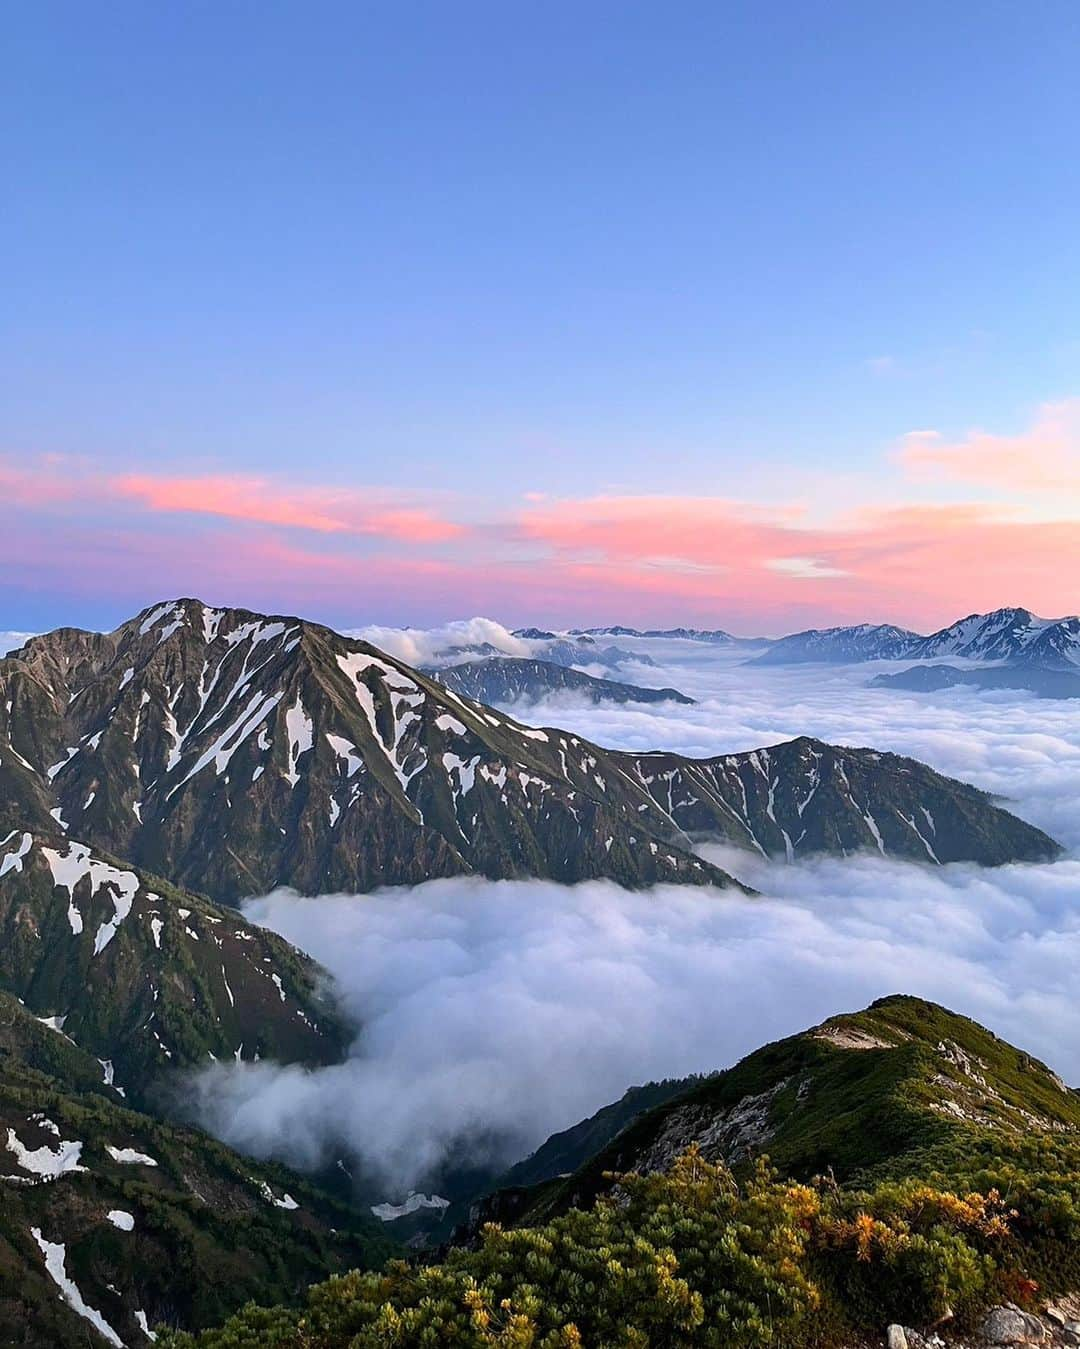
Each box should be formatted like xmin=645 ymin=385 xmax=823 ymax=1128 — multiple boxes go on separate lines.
xmin=0 ymin=601 xmax=1057 ymax=909
xmin=2 ymin=599 xmax=741 ymax=898
xmin=872 ymin=663 xmax=1080 ymax=700
xmin=0 ymin=828 xmax=346 ymax=1101
xmin=624 ymin=735 xmax=1058 ymax=865
xmin=439 ymin=634 xmax=658 ymax=672
xmin=463 ymin=993 xmax=1080 ymax=1232
xmin=749 ymin=623 xmax=920 ymax=665
xmin=751 ymin=607 xmax=1080 ymax=670
xmin=905 ymin=607 xmax=1080 ymax=666
xmin=0 ymin=990 xmax=394 ymax=1348
xmin=428 ymin=657 xmax=695 ymax=706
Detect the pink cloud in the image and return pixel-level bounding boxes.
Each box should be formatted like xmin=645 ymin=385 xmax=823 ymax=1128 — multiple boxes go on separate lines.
xmin=111 ymin=472 xmax=466 ymax=543
xmin=898 ymin=399 xmax=1080 ymax=493
xmin=3 ymin=425 xmax=1079 ymax=632
xmin=516 ymin=496 xmax=1080 ymax=630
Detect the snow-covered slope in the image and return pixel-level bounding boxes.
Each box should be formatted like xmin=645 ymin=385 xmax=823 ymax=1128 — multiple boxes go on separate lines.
xmin=906 ymin=607 xmax=1080 ymax=666
xmin=0 ymin=990 xmax=391 ymax=1349
xmin=0 ymin=599 xmax=1058 ymax=903
xmin=0 ymin=827 xmax=345 ymax=1093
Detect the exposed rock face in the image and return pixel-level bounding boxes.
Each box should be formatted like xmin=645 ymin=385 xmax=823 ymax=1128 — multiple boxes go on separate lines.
xmin=635 ymin=1077 xmax=791 ymax=1174
xmin=981 ymin=1304 xmax=1051 ymax=1344
xmin=0 ymin=599 xmax=1059 ymax=906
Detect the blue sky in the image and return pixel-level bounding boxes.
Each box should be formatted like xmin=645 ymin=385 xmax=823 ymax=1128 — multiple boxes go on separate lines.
xmin=3 ymin=3 xmax=1078 ymax=632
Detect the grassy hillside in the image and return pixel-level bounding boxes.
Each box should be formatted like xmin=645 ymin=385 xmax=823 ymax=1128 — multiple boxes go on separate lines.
xmin=155 ymin=997 xmax=1080 ymax=1348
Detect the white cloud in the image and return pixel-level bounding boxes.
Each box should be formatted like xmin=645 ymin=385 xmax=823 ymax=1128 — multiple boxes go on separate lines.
xmin=765 ymin=557 xmax=849 ymax=579
xmin=189 ymin=638 xmax=1080 ymax=1198
xmin=0 ymin=631 xmax=35 ymax=656
xmin=344 ymin=617 xmax=534 ymax=668
xmin=192 ymin=855 xmax=1079 ymax=1197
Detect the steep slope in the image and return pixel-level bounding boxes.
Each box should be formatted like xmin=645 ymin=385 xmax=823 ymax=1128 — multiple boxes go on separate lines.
xmin=622 ymin=735 xmax=1058 ymax=865
xmin=0 ymin=992 xmax=394 ymax=1349
xmin=0 ymin=828 xmax=345 ymax=1100
xmin=496 ymin=1075 xmax=714 ymax=1193
xmin=429 ymin=657 xmax=694 ymax=706
xmin=471 ymin=994 xmax=1080 ymax=1230
xmin=3 ymin=599 xmax=738 ymax=898
xmin=748 ymin=623 xmax=920 ymax=665
xmin=1 ymin=600 xmax=1057 ymax=903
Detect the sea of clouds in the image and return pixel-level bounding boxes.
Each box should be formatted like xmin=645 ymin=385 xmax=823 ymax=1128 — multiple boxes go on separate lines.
xmin=191 ymin=626 xmax=1080 ymax=1199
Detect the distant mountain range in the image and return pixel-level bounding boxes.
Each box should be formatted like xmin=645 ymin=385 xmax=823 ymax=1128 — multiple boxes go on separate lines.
xmin=443 ymin=633 xmax=657 ymax=672
xmin=428 ymin=657 xmax=695 ymax=706
xmin=562 ymin=625 xmax=756 ymax=645
xmin=749 ymin=606 xmax=1080 ymax=671
xmin=0 ymin=600 xmax=1057 ymax=912
xmin=872 ymin=662 xmax=1080 ymax=700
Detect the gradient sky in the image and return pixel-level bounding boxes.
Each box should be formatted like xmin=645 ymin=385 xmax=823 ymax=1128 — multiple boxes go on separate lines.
xmin=4 ymin=2 xmax=1079 ymax=635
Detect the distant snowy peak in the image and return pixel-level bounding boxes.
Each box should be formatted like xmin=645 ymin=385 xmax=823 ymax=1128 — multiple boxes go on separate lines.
xmin=750 ymin=608 xmax=1080 ymax=668
xmin=750 ymin=623 xmax=919 ymax=665
xmin=908 ymin=608 xmax=1080 ymax=666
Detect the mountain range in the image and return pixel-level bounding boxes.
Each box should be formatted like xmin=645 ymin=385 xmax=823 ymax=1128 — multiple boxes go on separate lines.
xmin=564 ymin=625 xmax=756 ymax=645
xmin=749 ymin=606 xmax=1080 ymax=670
xmin=1 ymin=596 xmax=1075 ymax=1347
xmin=428 ymin=656 xmax=695 ymax=706
xmin=0 ymin=600 xmax=1058 ymax=910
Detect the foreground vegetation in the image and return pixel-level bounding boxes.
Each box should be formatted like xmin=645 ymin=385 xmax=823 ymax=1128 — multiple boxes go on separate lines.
xmin=159 ymin=1128 xmax=1080 ymax=1348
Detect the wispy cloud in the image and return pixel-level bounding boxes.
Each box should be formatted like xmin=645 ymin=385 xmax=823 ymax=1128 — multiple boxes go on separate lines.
xmin=111 ymin=473 xmax=466 ymax=543
xmin=3 ymin=397 xmax=1079 ymax=629
xmin=899 ymin=398 xmax=1080 ymax=496
xmin=765 ymin=556 xmax=849 ymax=579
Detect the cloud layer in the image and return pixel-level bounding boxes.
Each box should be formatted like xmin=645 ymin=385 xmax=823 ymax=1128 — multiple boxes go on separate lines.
xmin=192 ymin=857 xmax=1080 ymax=1198
xmin=189 ymin=644 xmax=1080 ymax=1199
